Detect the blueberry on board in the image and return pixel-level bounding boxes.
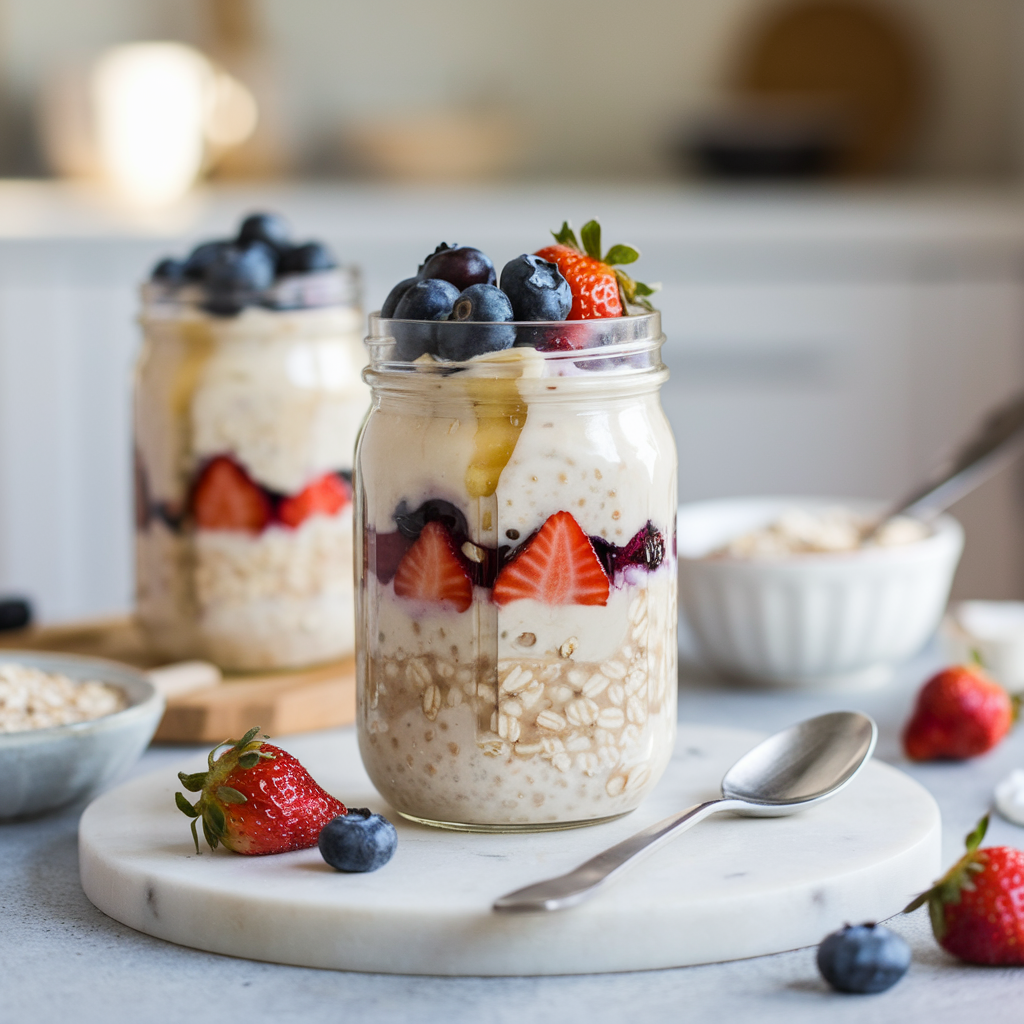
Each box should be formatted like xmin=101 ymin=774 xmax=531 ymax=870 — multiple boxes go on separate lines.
xmin=418 ymin=246 xmax=496 ymax=291
xmin=237 ymin=212 xmax=291 ymax=252
xmin=393 ymin=278 xmax=460 ymax=321
xmin=319 ymin=809 xmax=397 ymax=873
xmin=151 ymin=257 xmax=186 ymax=283
xmin=500 ymin=254 xmax=571 ymax=321
xmin=278 ymin=241 xmax=337 ymax=275
xmin=816 ymin=923 xmax=910 ymax=994
xmin=438 ymin=283 xmax=516 ymax=360
xmin=381 ymin=276 xmax=418 ymax=318
xmin=202 ymin=242 xmax=276 ymax=316
xmin=182 ymin=240 xmax=233 ymax=281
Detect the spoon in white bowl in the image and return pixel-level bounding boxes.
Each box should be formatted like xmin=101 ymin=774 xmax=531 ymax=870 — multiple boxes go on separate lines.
xmin=493 ymin=711 xmax=877 ymax=913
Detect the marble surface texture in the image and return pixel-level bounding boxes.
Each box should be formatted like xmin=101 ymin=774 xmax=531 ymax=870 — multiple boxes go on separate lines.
xmin=6 ymin=644 xmax=1024 ymax=1022
xmin=78 ymin=725 xmax=940 ymax=975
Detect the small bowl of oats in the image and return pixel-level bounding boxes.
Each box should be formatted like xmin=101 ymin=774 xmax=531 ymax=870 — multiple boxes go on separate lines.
xmin=0 ymin=651 xmax=164 ymax=818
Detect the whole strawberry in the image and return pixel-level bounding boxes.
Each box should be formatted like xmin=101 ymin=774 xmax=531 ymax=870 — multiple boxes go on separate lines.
xmin=535 ymin=220 xmax=657 ymax=320
xmin=905 ymin=815 xmax=1024 ymax=965
xmin=902 ymin=663 xmax=1014 ymax=760
xmin=175 ymin=726 xmax=347 ymax=855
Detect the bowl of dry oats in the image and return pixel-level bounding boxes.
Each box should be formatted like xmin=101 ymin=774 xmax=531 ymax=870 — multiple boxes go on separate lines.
xmin=0 ymin=651 xmax=164 ymax=818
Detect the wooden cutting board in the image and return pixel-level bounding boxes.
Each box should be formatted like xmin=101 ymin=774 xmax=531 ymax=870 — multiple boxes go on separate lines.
xmin=0 ymin=618 xmax=356 ymax=744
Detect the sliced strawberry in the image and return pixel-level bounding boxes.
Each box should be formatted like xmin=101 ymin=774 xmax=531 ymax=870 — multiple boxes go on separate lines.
xmin=192 ymin=456 xmax=270 ymax=533
xmin=393 ymin=520 xmax=473 ymax=612
xmin=493 ymin=510 xmax=609 ymax=607
xmin=278 ymin=472 xmax=351 ymax=529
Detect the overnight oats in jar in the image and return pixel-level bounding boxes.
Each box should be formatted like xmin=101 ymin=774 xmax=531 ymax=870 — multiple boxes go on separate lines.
xmin=135 ymin=213 xmax=367 ymax=671
xmin=355 ymin=225 xmax=677 ymax=830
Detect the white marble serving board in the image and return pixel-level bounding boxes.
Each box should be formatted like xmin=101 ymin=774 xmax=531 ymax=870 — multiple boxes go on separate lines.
xmin=79 ymin=724 xmax=941 ymax=976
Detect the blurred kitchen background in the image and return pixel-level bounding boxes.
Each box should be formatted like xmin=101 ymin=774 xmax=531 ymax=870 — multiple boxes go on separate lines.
xmin=1 ymin=0 xmax=1024 ymax=623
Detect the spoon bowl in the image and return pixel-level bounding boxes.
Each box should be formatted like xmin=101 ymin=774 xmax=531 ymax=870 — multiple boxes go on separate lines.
xmin=494 ymin=711 xmax=878 ymax=912
xmin=721 ymin=711 xmax=877 ymax=813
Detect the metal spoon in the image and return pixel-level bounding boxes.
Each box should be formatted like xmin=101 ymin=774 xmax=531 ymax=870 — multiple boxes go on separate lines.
xmin=863 ymin=390 xmax=1024 ymax=541
xmin=493 ymin=711 xmax=877 ymax=913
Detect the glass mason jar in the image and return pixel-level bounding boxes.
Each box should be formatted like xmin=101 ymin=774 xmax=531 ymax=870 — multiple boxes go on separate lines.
xmin=355 ymin=313 xmax=677 ymax=830
xmin=134 ymin=268 xmax=368 ymax=671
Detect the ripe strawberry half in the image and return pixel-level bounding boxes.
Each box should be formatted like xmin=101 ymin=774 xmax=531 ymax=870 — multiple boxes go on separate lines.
xmin=192 ymin=456 xmax=271 ymax=533
xmin=175 ymin=726 xmax=347 ymax=855
xmin=493 ymin=510 xmax=610 ymax=607
xmin=905 ymin=815 xmax=1024 ymax=965
xmin=902 ymin=663 xmax=1016 ymax=760
xmin=392 ymin=520 xmax=473 ymax=612
xmin=278 ymin=472 xmax=351 ymax=529
xmin=535 ymin=220 xmax=657 ymax=320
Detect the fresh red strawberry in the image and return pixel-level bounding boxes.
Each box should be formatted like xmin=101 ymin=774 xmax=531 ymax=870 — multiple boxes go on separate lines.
xmin=392 ymin=520 xmax=473 ymax=612
xmin=192 ymin=456 xmax=270 ymax=533
xmin=175 ymin=726 xmax=346 ymax=855
xmin=905 ymin=815 xmax=1024 ymax=965
xmin=535 ymin=220 xmax=657 ymax=320
xmin=493 ymin=510 xmax=609 ymax=607
xmin=278 ymin=472 xmax=351 ymax=528
xmin=903 ymin=663 xmax=1015 ymax=760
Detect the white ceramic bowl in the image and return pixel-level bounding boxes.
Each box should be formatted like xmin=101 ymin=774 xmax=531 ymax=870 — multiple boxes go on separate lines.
xmin=0 ymin=651 xmax=164 ymax=818
xmin=677 ymin=498 xmax=964 ymax=688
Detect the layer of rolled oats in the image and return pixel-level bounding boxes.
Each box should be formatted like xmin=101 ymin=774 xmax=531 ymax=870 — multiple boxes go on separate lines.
xmin=361 ymin=586 xmax=677 ymax=826
xmin=0 ymin=664 xmax=125 ymax=733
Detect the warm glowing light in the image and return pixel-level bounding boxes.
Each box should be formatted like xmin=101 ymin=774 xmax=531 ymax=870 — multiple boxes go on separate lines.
xmin=89 ymin=43 xmax=257 ymax=207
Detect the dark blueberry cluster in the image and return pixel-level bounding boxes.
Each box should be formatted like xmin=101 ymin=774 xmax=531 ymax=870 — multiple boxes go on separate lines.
xmin=149 ymin=212 xmax=341 ymax=316
xmin=382 ymin=243 xmax=572 ymax=362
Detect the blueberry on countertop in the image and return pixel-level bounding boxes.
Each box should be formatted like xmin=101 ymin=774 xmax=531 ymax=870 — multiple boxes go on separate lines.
xmin=319 ymin=809 xmax=397 ymax=872
xmin=418 ymin=245 xmax=496 ymax=291
xmin=438 ymin=283 xmax=516 ymax=360
xmin=816 ymin=923 xmax=910 ymax=994
xmin=278 ymin=241 xmax=337 ymax=275
xmin=381 ymin=276 xmax=418 ymax=318
xmin=151 ymin=257 xmax=186 ymax=283
xmin=500 ymin=254 xmax=571 ymax=321
xmin=202 ymin=242 xmax=276 ymax=315
xmin=237 ymin=212 xmax=291 ymax=252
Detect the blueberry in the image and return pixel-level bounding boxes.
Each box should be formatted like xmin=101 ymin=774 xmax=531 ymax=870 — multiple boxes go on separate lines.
xmin=237 ymin=212 xmax=291 ymax=252
xmin=202 ymin=242 xmax=276 ymax=316
xmin=381 ymin=276 xmax=418 ymax=318
xmin=419 ymin=245 xmax=496 ymax=291
xmin=816 ymin=923 xmax=910 ymax=994
xmin=278 ymin=241 xmax=337 ymax=275
xmin=151 ymin=257 xmax=186 ymax=283
xmin=500 ymin=254 xmax=571 ymax=321
xmin=318 ymin=809 xmax=397 ymax=873
xmin=393 ymin=278 xmax=459 ymax=321
xmin=182 ymin=240 xmax=233 ymax=281
xmin=394 ymin=498 xmax=469 ymax=542
xmin=438 ymin=283 xmax=516 ymax=360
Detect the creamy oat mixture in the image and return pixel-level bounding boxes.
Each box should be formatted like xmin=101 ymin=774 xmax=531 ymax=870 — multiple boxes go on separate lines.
xmin=0 ymin=664 xmax=125 ymax=733
xmin=357 ymin=347 xmax=678 ymax=827
xmin=712 ymin=507 xmax=929 ymax=559
xmin=135 ymin=303 xmax=366 ymax=669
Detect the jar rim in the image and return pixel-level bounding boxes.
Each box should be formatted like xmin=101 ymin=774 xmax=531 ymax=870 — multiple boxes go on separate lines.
xmin=365 ymin=310 xmax=664 ymax=377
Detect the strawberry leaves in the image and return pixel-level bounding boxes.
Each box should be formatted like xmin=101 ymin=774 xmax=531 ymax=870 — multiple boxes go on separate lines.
xmin=548 ymin=219 xmax=659 ymax=313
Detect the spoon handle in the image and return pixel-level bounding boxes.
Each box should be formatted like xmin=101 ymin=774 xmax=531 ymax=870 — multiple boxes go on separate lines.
xmin=493 ymin=797 xmax=748 ymax=913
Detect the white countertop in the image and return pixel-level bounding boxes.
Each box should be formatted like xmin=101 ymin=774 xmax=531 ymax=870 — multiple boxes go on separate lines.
xmin=5 ymin=645 xmax=1024 ymax=1024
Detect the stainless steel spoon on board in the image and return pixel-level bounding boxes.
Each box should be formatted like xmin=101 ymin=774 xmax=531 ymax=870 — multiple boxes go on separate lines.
xmin=493 ymin=711 xmax=877 ymax=913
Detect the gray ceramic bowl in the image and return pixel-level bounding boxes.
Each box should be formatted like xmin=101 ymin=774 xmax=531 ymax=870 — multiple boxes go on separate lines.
xmin=0 ymin=651 xmax=164 ymax=819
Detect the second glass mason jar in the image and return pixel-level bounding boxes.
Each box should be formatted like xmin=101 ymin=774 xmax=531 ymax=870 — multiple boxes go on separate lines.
xmin=135 ymin=267 xmax=368 ymax=671
xmin=355 ymin=313 xmax=678 ymax=830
